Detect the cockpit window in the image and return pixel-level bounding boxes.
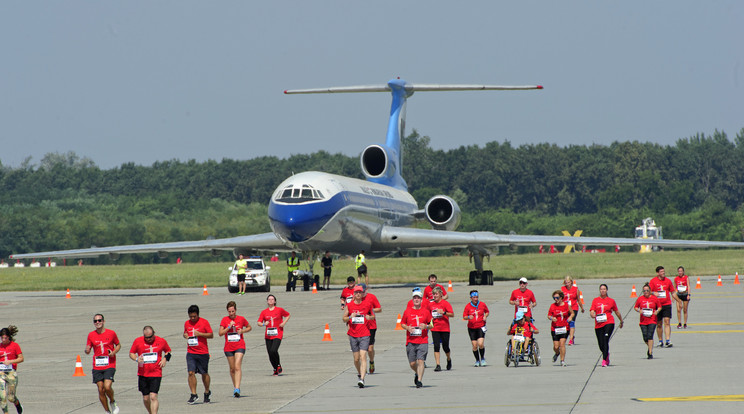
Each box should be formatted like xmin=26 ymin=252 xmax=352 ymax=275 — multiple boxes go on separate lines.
xmin=275 ymin=184 xmax=325 ymax=203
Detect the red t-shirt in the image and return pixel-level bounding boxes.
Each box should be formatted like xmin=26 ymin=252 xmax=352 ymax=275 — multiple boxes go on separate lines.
xmin=86 ymin=329 xmax=120 ymax=370
xmin=635 ymin=295 xmax=661 ymax=325
xmin=561 ymin=285 xmax=581 ymax=311
xmin=220 ymin=315 xmax=250 ymax=352
xmin=510 ymin=289 xmax=536 ymax=318
xmin=674 ymin=275 xmax=690 ymax=295
xmin=548 ymin=302 xmax=572 ymax=331
xmin=401 ymin=306 xmax=432 ymax=345
xmin=590 ymin=297 xmax=618 ymax=328
xmin=258 ymin=307 xmax=290 ymax=340
xmin=183 ymin=318 xmax=212 ymax=355
xmin=648 ymin=277 xmax=675 ymax=306
xmin=129 ymin=336 xmax=172 ymax=377
xmin=363 ymin=293 xmax=381 ymax=330
xmin=346 ymin=300 xmax=373 ymax=337
xmin=430 ymin=300 xmax=454 ymax=332
xmin=463 ymin=301 xmax=489 ymax=329
xmin=0 ymin=341 xmax=22 ymax=370
xmin=423 ymin=284 xmax=446 ymax=302
xmin=340 ymin=287 xmax=355 ymax=304
xmin=508 ymin=321 xmax=537 ymax=338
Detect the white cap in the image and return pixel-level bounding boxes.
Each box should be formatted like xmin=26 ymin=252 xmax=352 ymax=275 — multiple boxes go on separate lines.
xmin=412 ymin=290 xmax=423 ymax=298
xmin=519 ymin=277 xmax=528 ymax=284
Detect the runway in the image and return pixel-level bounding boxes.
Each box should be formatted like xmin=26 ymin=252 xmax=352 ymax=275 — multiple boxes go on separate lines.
xmin=1 ymin=275 xmax=742 ymax=413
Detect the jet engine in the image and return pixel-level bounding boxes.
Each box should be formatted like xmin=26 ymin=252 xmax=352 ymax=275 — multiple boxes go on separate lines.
xmin=361 ymin=144 xmax=397 ymax=180
xmin=425 ymin=195 xmax=461 ymax=231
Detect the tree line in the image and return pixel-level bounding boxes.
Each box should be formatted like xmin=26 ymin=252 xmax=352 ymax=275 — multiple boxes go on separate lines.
xmin=1 ymin=128 xmax=743 ymax=262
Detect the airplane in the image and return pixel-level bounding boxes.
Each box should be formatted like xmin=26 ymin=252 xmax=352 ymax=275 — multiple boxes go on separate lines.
xmin=11 ymin=78 xmax=744 ymax=284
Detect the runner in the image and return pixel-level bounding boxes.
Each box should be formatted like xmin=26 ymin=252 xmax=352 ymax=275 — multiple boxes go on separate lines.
xmin=509 ymin=277 xmax=537 ymax=320
xmin=342 ymin=285 xmax=374 ymax=387
xmin=183 ymin=305 xmax=213 ymax=405
xmin=463 ymin=290 xmax=490 ymax=367
xmin=430 ymin=286 xmax=454 ymax=371
xmin=85 ymin=314 xmax=121 ymax=414
xmin=547 ymin=290 xmax=574 ymax=366
xmin=649 ymin=266 xmax=680 ymax=347
xmin=340 ymin=276 xmax=356 ymax=309
xmin=674 ymin=266 xmax=691 ymax=329
xmin=589 ymin=284 xmax=624 ymax=367
xmin=129 ymin=326 xmax=172 ymax=414
xmin=633 ymin=284 xmax=661 ymax=359
xmin=257 ymin=294 xmax=291 ymax=376
xmin=0 ymin=325 xmax=23 ymax=414
xmin=561 ymin=276 xmax=584 ymax=345
xmin=423 ymin=274 xmax=448 ymax=302
xmin=401 ymin=289 xmax=432 ymax=388
xmin=219 ymin=301 xmax=252 ymax=398
xmin=360 ymin=284 xmax=382 ymax=374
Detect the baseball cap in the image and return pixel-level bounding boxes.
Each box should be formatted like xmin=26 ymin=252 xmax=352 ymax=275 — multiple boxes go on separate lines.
xmin=347 ymin=276 xmax=356 ymax=282
xmin=515 ymin=310 xmax=525 ymax=320
xmin=412 ymin=290 xmax=423 ymax=298
xmin=353 ymin=285 xmax=364 ymax=292
xmin=359 ymin=283 xmax=367 ymax=291
xmin=519 ymin=277 xmax=528 ymax=284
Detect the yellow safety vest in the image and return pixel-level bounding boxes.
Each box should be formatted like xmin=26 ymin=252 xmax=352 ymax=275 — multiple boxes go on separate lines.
xmin=355 ymin=254 xmax=365 ymax=269
xmin=287 ymin=257 xmax=300 ymax=272
xmin=235 ymin=259 xmax=247 ymax=275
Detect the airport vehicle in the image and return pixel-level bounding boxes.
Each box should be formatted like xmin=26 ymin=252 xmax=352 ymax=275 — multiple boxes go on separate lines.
xmin=227 ymin=256 xmax=270 ymax=293
xmin=635 ymin=217 xmax=663 ymax=253
xmin=10 ymin=79 xmax=744 ymax=279
xmin=505 ymin=336 xmax=541 ymax=367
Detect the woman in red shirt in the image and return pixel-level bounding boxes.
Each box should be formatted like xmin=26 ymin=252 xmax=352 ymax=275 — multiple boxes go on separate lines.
xmin=589 ymin=284 xmax=624 ymax=367
xmin=0 ymin=325 xmax=23 ymax=414
xmin=219 ymin=301 xmax=252 ymax=397
xmin=674 ymin=266 xmax=691 ymax=329
xmin=634 ymin=283 xmax=661 ymax=359
xmin=547 ymin=290 xmax=574 ymax=366
xmin=561 ymin=276 xmax=584 ymax=345
xmin=257 ymin=295 xmax=291 ymax=376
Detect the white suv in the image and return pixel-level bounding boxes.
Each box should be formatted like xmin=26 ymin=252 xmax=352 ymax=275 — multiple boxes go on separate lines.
xmin=228 ymin=256 xmax=271 ymax=293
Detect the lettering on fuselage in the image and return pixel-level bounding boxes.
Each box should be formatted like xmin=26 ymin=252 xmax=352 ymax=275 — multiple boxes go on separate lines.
xmin=359 ymin=186 xmax=394 ymax=199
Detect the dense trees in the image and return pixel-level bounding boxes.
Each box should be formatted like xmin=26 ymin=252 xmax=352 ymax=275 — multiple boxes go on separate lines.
xmin=1 ymin=128 xmax=743 ymax=261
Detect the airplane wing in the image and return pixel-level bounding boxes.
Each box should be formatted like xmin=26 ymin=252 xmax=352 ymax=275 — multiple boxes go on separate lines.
xmin=9 ymin=232 xmax=290 ymax=260
xmin=377 ymin=227 xmax=744 ymax=252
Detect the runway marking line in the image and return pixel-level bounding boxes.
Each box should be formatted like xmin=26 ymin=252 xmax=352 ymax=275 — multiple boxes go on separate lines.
xmin=686 ymin=322 xmax=744 ymax=326
xmin=635 ymin=395 xmax=744 ymax=402
xmin=674 ymin=329 xmax=744 ymax=334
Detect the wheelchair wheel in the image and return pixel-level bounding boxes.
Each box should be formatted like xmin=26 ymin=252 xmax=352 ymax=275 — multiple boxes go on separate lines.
xmin=533 ymin=341 xmax=541 ymax=366
xmin=504 ymin=341 xmax=511 ymax=367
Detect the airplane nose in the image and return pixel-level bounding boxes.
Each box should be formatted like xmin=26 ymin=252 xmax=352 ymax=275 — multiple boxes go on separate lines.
xmin=269 ymin=203 xmax=326 ymax=243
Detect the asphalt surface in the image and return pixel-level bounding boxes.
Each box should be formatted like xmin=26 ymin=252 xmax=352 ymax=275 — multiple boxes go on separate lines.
xmin=1 ymin=274 xmax=742 ymax=413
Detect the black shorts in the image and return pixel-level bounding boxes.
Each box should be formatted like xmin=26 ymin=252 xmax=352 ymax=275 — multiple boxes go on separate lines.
xmin=224 ymin=349 xmax=245 ymax=357
xmin=138 ymin=376 xmax=162 ymax=395
xmin=640 ymin=324 xmax=657 ymax=342
xmin=677 ymin=293 xmax=689 ymax=302
xmin=237 ymin=274 xmax=246 ymax=282
xmin=369 ymin=328 xmax=377 ymax=345
xmin=551 ymin=331 xmax=569 ymax=342
xmin=468 ymin=327 xmax=486 ymax=341
xmin=658 ymin=305 xmax=672 ymax=319
xmin=324 ymin=268 xmax=332 ymax=277
xmin=92 ymin=368 xmax=116 ymax=384
xmin=357 ymin=264 xmax=367 ymax=275
xmin=186 ymin=353 xmax=210 ymax=374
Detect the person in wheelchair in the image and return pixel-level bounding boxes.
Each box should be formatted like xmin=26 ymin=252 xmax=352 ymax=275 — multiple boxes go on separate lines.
xmin=507 ymin=311 xmax=539 ymax=359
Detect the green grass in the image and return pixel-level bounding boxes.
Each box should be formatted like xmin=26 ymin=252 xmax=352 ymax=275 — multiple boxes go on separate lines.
xmin=1 ymin=249 xmax=741 ymax=291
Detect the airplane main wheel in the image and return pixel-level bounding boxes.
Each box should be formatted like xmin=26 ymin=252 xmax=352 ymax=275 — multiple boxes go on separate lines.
xmin=483 ymin=270 xmax=494 ymax=285
xmin=469 ymin=271 xmax=478 ymax=286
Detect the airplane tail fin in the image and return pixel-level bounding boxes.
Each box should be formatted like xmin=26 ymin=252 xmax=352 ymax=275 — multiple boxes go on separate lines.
xmin=285 ymin=80 xmax=542 ymax=190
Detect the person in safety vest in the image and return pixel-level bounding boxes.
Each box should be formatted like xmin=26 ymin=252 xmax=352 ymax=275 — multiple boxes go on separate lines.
xmin=355 ymin=250 xmax=368 ymax=286
xmin=286 ymin=252 xmax=300 ymax=292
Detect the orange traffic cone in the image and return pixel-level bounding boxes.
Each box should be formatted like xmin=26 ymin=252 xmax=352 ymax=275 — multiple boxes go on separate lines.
xmin=202 ymin=285 xmax=209 ymax=295
xmin=312 ymin=283 xmax=318 ymax=294
xmin=322 ymin=323 xmax=332 ymax=341
xmin=447 ymin=280 xmax=454 ymax=292
xmin=735 ymin=272 xmax=740 ymax=285
xmin=65 ymin=288 xmax=71 ymax=299
xmin=395 ymin=314 xmax=403 ymax=330
xmin=717 ymin=275 xmax=723 ymax=286
xmin=579 ymin=291 xmax=585 ymax=305
xmin=630 ymin=285 xmax=637 ymax=298
xmin=73 ymin=355 xmax=86 ymax=377
xmin=695 ymin=277 xmax=702 ymax=289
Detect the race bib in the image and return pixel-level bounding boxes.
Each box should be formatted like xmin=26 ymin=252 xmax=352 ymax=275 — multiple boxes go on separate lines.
xmin=517 ymin=306 xmax=529 ymax=314
xmin=431 ymin=310 xmax=441 ymax=318
xmin=266 ymin=327 xmax=278 ymax=337
xmin=95 ymin=355 xmax=110 ymax=367
xmin=513 ymin=334 xmax=525 ymax=342
xmin=142 ymin=352 xmax=158 ymax=364
xmin=642 ymin=308 xmax=653 ymax=317
xmin=346 ymin=296 xmax=353 ymax=303
xmin=227 ymin=332 xmax=240 ymax=342
xmin=657 ymin=291 xmax=667 ymax=298
xmin=595 ymin=313 xmax=607 ymax=323
xmin=0 ymin=363 xmax=12 ymax=371
xmin=677 ymin=285 xmax=687 ymax=292
xmin=410 ymin=327 xmax=422 ymax=336
xmin=351 ymin=316 xmax=365 ymax=324
xmin=187 ymin=336 xmax=198 ymax=346
xmin=554 ymin=326 xmax=567 ymax=334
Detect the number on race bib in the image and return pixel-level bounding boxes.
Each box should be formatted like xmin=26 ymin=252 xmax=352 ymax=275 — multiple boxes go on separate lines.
xmin=142 ymin=352 xmax=158 ymax=364
xmin=554 ymin=326 xmax=567 ymax=334
xmin=595 ymin=313 xmax=607 ymax=323
xmin=187 ymin=336 xmax=198 ymax=346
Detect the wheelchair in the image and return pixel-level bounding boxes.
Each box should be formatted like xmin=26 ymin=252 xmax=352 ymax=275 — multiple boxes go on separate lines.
xmin=504 ymin=334 xmax=541 ymax=367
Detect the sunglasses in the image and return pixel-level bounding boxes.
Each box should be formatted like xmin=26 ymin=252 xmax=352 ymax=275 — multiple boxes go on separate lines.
xmin=553 ymin=296 xmax=561 ymax=300
xmin=93 ymin=319 xmax=103 ymax=323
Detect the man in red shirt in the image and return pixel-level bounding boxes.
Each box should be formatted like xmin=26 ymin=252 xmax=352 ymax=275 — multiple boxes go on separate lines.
xmin=85 ymin=314 xmax=121 ymax=414
xmin=509 ymin=277 xmax=537 ymax=320
xmin=360 ymin=284 xmax=382 ymax=374
xmin=634 ymin=284 xmax=661 ymax=359
xmin=423 ymin=274 xmax=448 ymax=302
xmin=343 ymin=285 xmax=375 ymax=388
xmin=401 ymin=290 xmax=432 ymax=388
xmin=649 ymin=266 xmax=681 ymax=347
xmin=340 ymin=276 xmax=356 ymax=309
xmin=463 ymin=290 xmax=490 ymax=366
xmin=183 ymin=305 xmax=213 ymax=404
xmin=129 ymin=326 xmax=172 ymax=414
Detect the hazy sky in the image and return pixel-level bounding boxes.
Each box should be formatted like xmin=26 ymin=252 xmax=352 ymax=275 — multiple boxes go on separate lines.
xmin=2 ymin=1 xmax=742 ymax=170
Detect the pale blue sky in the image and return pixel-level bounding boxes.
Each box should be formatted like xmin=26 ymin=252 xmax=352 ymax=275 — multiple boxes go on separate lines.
xmin=2 ymin=1 xmax=742 ymax=169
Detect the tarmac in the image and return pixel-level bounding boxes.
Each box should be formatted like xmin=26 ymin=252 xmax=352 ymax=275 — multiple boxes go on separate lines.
xmin=1 ymin=274 xmax=742 ymax=413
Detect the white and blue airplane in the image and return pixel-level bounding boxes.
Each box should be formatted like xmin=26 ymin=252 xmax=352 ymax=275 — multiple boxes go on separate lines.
xmin=11 ymin=78 xmax=744 ymax=283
